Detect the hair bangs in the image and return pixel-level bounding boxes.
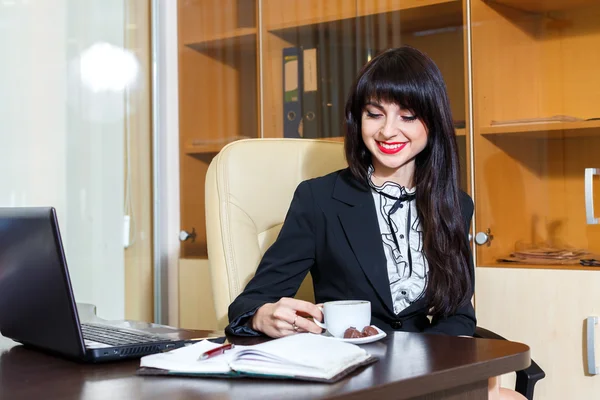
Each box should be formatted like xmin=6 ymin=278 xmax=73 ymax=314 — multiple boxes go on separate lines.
xmin=356 ymin=57 xmax=429 ymax=118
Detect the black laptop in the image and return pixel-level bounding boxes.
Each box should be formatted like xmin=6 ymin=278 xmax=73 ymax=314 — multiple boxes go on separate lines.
xmin=0 ymin=207 xmax=191 ymax=362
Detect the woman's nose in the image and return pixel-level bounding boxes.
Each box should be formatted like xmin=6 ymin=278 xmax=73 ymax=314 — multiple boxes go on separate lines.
xmin=381 ymin=121 xmax=401 ymax=139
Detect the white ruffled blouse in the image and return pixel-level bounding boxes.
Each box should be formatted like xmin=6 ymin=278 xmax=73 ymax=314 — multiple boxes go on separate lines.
xmin=368 ymin=168 xmax=429 ymax=315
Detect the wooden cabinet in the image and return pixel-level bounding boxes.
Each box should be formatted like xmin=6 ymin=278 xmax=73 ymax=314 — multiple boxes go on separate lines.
xmin=471 ymin=0 xmax=600 ymax=268
xmin=178 ymin=259 xmax=219 ymax=330
xmin=176 ymin=0 xmax=469 ymax=326
xmin=471 ymin=0 xmax=600 ymax=397
xmin=476 ymin=268 xmax=600 ymax=398
xmin=178 ymin=0 xmax=259 ymax=259
xmin=177 ymin=0 xmax=470 ymax=257
xmin=177 ymin=1 xmax=600 ymax=397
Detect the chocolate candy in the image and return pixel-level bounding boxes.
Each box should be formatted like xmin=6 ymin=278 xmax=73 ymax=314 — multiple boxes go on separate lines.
xmin=343 ymin=327 xmax=363 ymax=338
xmin=361 ymin=326 xmax=379 ymax=337
xmin=343 ymin=325 xmax=379 ymax=338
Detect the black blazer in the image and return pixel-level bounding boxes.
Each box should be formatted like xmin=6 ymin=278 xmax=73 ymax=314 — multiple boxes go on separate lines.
xmin=227 ymin=168 xmax=476 ymax=336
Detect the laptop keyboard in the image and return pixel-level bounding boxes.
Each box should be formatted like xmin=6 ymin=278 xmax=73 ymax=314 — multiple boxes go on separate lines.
xmin=81 ymin=322 xmax=168 ymax=347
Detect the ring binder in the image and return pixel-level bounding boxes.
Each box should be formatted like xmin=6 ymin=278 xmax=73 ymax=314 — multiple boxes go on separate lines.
xmin=283 ymin=47 xmax=303 ymax=138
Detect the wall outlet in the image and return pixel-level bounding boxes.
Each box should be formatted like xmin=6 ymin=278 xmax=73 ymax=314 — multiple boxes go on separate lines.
xmin=123 ymin=215 xmax=131 ymax=248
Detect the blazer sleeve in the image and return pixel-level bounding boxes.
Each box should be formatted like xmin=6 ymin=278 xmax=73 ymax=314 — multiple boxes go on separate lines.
xmin=226 ymin=180 xmax=317 ymax=336
xmin=423 ymin=192 xmax=477 ymax=336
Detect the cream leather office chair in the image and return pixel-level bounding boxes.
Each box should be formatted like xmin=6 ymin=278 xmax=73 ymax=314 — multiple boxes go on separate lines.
xmin=205 ymin=138 xmax=347 ymax=330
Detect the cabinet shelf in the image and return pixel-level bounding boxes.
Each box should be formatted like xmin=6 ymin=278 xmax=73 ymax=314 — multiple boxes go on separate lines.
xmin=485 ymin=0 xmax=598 ymax=13
xmin=184 ymin=131 xmax=465 ymax=154
xmin=358 ymin=0 xmax=461 ymax=16
xmin=321 ymin=137 xmax=344 ymax=142
xmin=184 ymin=136 xmax=253 ymax=155
xmin=480 ymin=262 xmax=600 ymax=272
xmin=185 ymin=28 xmax=257 ymax=52
xmin=184 ymin=144 xmax=223 ymax=155
xmin=359 ymin=0 xmax=463 ymax=33
xmin=480 ymin=120 xmax=600 ymax=137
xmin=267 ymin=0 xmax=462 ymax=36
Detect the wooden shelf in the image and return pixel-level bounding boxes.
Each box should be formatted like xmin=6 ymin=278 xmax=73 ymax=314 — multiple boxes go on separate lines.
xmin=184 ymin=144 xmax=223 ymax=155
xmin=185 ymin=28 xmax=257 ymax=52
xmin=321 ymin=136 xmax=344 ymax=142
xmin=272 ymin=130 xmax=463 ymax=144
xmin=266 ymin=14 xmax=354 ymax=32
xmin=359 ymin=0 xmax=463 ymax=33
xmin=185 ymin=136 xmax=253 ymax=155
xmin=479 ymin=262 xmax=600 ymax=272
xmin=358 ymin=0 xmax=460 ymax=17
xmin=485 ymin=0 xmax=598 ymax=13
xmin=267 ymin=0 xmax=462 ymax=36
xmin=479 ymin=120 xmax=600 ymax=137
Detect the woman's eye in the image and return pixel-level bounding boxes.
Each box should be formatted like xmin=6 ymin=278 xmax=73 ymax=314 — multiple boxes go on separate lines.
xmin=402 ymin=115 xmax=417 ymax=122
xmin=366 ymin=111 xmax=381 ymax=118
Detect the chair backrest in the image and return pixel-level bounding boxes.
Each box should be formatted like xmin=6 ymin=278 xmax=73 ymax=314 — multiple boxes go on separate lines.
xmin=205 ymin=138 xmax=347 ymax=329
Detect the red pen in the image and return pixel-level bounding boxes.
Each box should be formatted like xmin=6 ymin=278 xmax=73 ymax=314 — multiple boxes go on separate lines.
xmin=198 ymin=343 xmax=234 ymax=361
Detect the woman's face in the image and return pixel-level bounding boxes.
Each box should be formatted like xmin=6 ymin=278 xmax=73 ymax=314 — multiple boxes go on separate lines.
xmin=361 ymin=100 xmax=428 ymax=185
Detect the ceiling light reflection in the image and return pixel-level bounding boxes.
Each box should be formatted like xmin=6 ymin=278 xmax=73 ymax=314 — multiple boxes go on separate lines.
xmin=79 ymin=42 xmax=140 ymax=93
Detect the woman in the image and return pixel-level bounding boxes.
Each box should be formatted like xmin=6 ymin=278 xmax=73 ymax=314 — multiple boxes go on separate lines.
xmin=227 ymin=46 xmax=523 ymax=399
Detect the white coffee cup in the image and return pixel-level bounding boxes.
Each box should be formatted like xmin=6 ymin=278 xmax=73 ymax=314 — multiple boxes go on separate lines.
xmin=314 ymin=300 xmax=371 ymax=338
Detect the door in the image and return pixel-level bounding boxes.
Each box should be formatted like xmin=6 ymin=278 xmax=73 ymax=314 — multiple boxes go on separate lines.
xmin=175 ymin=0 xmax=473 ymax=328
xmin=471 ymin=0 xmax=600 ymax=397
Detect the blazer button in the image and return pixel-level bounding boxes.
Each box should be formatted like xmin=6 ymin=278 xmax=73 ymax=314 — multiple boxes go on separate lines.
xmin=391 ymin=321 xmax=403 ymax=329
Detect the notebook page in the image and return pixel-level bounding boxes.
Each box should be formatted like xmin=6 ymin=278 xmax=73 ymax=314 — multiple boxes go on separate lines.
xmin=230 ymin=334 xmax=369 ymax=379
xmin=140 ymin=340 xmax=240 ymax=373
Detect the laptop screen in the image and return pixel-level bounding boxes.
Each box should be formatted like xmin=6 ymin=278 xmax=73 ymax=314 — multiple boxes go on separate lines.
xmin=0 ymin=207 xmax=86 ymax=358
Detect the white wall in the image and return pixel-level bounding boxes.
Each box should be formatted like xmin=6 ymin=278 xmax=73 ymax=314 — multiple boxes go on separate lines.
xmin=0 ymin=0 xmax=135 ymax=320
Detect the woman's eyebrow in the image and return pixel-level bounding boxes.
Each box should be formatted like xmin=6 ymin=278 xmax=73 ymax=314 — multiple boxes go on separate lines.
xmin=364 ymin=101 xmax=384 ymax=110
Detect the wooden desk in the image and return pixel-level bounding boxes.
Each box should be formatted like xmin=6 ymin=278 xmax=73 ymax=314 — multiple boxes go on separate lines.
xmin=0 ymin=331 xmax=529 ymax=400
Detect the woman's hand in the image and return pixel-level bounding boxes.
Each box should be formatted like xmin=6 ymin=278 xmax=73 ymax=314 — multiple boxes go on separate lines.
xmin=251 ymin=298 xmax=323 ymax=338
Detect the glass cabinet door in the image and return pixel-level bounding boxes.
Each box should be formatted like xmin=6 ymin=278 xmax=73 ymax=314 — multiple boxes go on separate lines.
xmin=177 ymin=0 xmax=259 ymax=257
xmin=259 ymin=0 xmax=471 ymax=191
xmin=177 ymin=0 xmax=471 ymax=257
xmin=175 ymin=0 xmax=474 ymax=329
xmin=471 ymin=0 xmax=600 ymax=269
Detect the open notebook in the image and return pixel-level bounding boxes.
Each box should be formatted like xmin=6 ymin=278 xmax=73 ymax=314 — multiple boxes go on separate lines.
xmin=137 ymin=333 xmax=377 ymax=383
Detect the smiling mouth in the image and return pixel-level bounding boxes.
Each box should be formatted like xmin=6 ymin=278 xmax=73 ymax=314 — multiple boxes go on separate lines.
xmin=376 ymin=141 xmax=407 ymax=154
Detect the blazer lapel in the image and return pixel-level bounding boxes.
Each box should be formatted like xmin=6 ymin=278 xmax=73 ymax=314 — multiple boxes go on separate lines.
xmin=333 ymin=171 xmax=395 ymax=314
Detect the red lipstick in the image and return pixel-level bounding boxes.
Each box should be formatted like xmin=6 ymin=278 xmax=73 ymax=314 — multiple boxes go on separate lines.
xmin=377 ymin=141 xmax=407 ymax=154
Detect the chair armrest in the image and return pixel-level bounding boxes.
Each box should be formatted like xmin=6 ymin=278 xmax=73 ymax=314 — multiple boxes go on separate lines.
xmin=515 ymin=359 xmax=546 ymax=400
xmin=474 ymin=326 xmax=545 ymax=400
xmin=475 ymin=326 xmax=507 ymax=340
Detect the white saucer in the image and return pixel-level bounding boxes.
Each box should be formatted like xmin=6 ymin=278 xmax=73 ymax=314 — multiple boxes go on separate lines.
xmin=319 ymin=325 xmax=387 ymax=344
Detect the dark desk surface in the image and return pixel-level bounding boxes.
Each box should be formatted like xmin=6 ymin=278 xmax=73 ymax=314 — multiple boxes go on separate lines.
xmin=0 ymin=331 xmax=530 ymax=400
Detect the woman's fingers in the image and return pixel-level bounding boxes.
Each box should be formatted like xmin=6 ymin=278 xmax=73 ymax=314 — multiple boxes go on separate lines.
xmin=272 ymin=306 xmax=296 ymax=325
xmin=274 ymin=298 xmax=323 ymax=334
xmin=280 ymin=298 xmax=323 ymax=322
xmin=259 ymin=298 xmax=325 ymax=337
xmin=273 ymin=316 xmax=295 ymax=330
xmin=270 ymin=315 xmax=297 ymax=337
xmin=292 ymin=315 xmax=323 ymax=334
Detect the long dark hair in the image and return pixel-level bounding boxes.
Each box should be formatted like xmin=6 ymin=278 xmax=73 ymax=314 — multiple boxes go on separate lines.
xmin=344 ymin=46 xmax=472 ymax=317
